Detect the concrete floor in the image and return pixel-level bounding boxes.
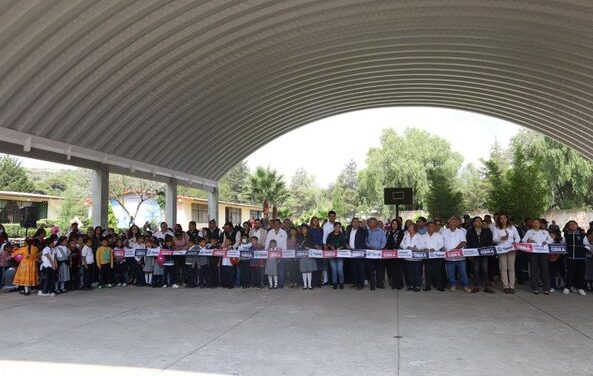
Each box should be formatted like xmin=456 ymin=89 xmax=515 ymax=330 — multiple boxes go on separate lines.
xmin=0 ymin=286 xmax=592 ymax=376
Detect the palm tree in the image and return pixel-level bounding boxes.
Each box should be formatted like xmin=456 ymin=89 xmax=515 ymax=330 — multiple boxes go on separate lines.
xmin=248 ymin=167 xmax=288 ymax=219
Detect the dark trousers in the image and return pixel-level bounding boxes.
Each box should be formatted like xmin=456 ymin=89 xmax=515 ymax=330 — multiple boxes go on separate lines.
xmin=387 ymin=259 xmax=405 ymax=289
xmin=239 ymin=261 xmax=251 ymax=287
xmin=70 ymin=265 xmax=80 ymax=289
xmin=209 ymin=258 xmax=220 ymax=287
xmin=198 ymin=265 xmax=210 ymax=287
xmin=566 ymin=258 xmax=586 ymax=290
xmin=366 ymin=260 xmax=379 ymax=290
xmin=115 ymin=262 xmax=127 ymax=284
xmin=221 ymin=265 xmax=235 ymax=288
xmin=549 ymin=260 xmax=565 ymax=289
xmin=164 ymin=265 xmax=176 ymax=285
xmin=277 ymin=259 xmax=286 ymax=288
xmin=405 ymin=261 xmax=422 ymax=288
xmin=352 ymin=259 xmax=366 ymax=287
xmin=99 ymin=264 xmax=112 ymax=285
xmin=471 ymin=257 xmax=489 ymax=288
xmin=185 ymin=265 xmax=197 ymax=287
xmin=42 ymin=267 xmax=56 ymax=294
xmin=131 ymin=260 xmax=144 ymax=285
xmin=287 ymin=260 xmax=299 ymax=286
xmin=175 ymin=257 xmax=185 ymax=285
xmin=425 ymin=259 xmax=445 ymax=290
xmin=529 ymin=253 xmax=550 ymax=291
xmin=82 ymin=265 xmax=93 ymax=288
xmin=250 ymin=267 xmax=264 ymax=287
xmin=376 ymin=260 xmax=386 ymax=287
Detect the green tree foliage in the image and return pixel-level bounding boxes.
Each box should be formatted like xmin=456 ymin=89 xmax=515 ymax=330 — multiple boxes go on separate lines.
xmin=458 ymin=163 xmax=488 ymax=212
xmin=483 ymin=141 xmax=512 ymax=214
xmin=285 ymin=168 xmax=320 ymax=220
xmin=219 ymin=161 xmax=251 ymax=203
xmin=247 ymin=166 xmax=288 ymax=219
xmin=0 ymin=155 xmax=35 ymax=192
xmin=328 ymin=159 xmax=361 ymax=219
xmin=426 ymin=167 xmax=463 ymax=219
xmin=358 ymin=128 xmax=463 ymax=216
xmin=509 ymin=130 xmax=593 ymax=209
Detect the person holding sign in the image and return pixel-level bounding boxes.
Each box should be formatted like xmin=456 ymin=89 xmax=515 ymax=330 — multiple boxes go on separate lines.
xmin=423 ymin=221 xmax=445 ymax=291
xmin=326 ymin=222 xmax=347 ymax=289
xmin=522 ymin=219 xmax=552 ymax=295
xmin=466 ymin=217 xmax=495 ymax=293
xmin=563 ymin=220 xmax=590 ymax=296
xmin=492 ymin=214 xmax=521 ymax=294
xmin=442 ymin=217 xmax=471 ymax=293
xmin=265 ymin=239 xmax=280 ymax=289
xmin=400 ymin=223 xmax=424 ymax=292
xmin=366 ymin=217 xmax=387 ymax=291
xmin=347 ymin=218 xmax=368 ymax=290
xmin=95 ymin=236 xmax=113 ymax=289
xmin=298 ymin=224 xmax=317 ymax=290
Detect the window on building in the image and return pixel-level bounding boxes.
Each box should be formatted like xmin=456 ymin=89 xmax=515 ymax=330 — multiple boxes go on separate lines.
xmin=191 ymin=203 xmax=209 ymax=223
xmin=249 ymin=210 xmax=261 ymax=219
xmin=225 ymin=207 xmax=242 ymax=225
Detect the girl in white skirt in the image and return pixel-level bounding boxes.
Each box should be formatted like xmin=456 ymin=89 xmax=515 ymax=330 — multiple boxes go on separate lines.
xmin=265 ymin=240 xmax=279 ymax=289
xmin=55 ymin=236 xmax=71 ymax=293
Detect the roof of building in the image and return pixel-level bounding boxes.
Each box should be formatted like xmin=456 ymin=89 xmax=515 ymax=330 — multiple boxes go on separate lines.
xmin=0 ymin=191 xmax=63 ymax=200
xmin=0 ymin=1 xmax=591 ymax=184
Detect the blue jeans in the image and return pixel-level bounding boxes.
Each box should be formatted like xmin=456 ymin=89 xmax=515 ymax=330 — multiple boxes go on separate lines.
xmin=445 ymin=260 xmax=469 ymax=287
xmin=329 ymin=259 xmax=344 ymax=285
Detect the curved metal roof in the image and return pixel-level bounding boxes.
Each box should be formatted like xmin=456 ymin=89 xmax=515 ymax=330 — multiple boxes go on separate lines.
xmin=0 ymin=0 xmax=592 ymax=185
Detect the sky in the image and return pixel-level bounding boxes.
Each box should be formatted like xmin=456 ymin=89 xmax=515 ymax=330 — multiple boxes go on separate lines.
xmin=245 ymin=107 xmax=521 ymax=187
xmin=13 ymin=107 xmax=521 ymax=187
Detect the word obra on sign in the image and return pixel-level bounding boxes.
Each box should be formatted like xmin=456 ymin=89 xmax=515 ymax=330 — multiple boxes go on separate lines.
xmin=113 ymin=243 xmax=566 ymax=260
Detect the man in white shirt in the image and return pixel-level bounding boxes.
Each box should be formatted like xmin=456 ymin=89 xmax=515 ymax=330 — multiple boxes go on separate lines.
xmin=154 ymin=222 xmax=174 ymax=242
xmin=322 ymin=211 xmax=337 ymax=247
xmin=265 ymin=219 xmax=288 ymax=288
xmin=423 ymin=221 xmax=446 ymax=291
xmin=442 ymin=216 xmax=471 ymax=292
xmin=249 ymin=218 xmax=267 ymax=249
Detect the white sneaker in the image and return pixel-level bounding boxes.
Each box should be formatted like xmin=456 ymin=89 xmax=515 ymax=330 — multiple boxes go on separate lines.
xmin=116 ymin=283 xmax=122 ymax=287
xmin=50 ymin=292 xmax=56 ymax=297
xmin=563 ymin=288 xmax=570 ymax=294
xmin=549 ymin=288 xmax=555 ymax=293
xmin=570 ymin=287 xmax=578 ymax=293
xmin=578 ymin=289 xmax=587 ymax=296
xmin=38 ymin=291 xmax=48 ymax=296
xmin=162 ymin=285 xmax=168 ymax=288
xmin=122 ymin=283 xmax=127 ymax=287
xmin=172 ymin=284 xmax=179 ymax=289
xmin=97 ymin=285 xmax=103 ymax=289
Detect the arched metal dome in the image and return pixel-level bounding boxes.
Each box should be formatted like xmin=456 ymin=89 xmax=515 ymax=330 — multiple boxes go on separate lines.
xmin=0 ymin=0 xmax=592 ymax=187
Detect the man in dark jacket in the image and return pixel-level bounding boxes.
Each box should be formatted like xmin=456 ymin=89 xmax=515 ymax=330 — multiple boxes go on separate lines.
xmin=346 ymin=218 xmax=368 ymax=289
xmin=466 ymin=217 xmax=495 ymax=293
xmin=563 ymin=220 xmax=590 ymax=295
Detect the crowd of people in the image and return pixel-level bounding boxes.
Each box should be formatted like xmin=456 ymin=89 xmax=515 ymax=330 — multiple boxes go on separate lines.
xmin=1 ymin=211 xmax=592 ymax=297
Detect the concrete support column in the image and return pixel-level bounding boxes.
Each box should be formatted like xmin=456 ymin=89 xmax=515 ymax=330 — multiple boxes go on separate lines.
xmin=208 ymin=186 xmax=218 ymax=224
xmin=91 ymin=167 xmax=109 ymax=228
xmin=165 ymin=178 xmax=177 ymax=225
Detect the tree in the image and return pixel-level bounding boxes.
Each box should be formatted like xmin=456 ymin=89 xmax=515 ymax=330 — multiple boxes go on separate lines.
xmin=285 ymin=168 xmax=320 ymax=219
xmin=358 ymin=128 xmax=463 ymax=216
xmin=109 ymin=174 xmax=163 ymax=224
xmin=0 ymin=155 xmax=35 ymax=192
xmin=247 ymin=166 xmax=288 ymax=219
xmin=458 ymin=163 xmax=488 ymax=212
xmin=483 ymin=141 xmax=512 ymax=214
xmin=328 ymin=160 xmax=360 ymax=219
xmin=426 ymin=167 xmax=463 ymax=219
xmin=219 ymin=161 xmax=251 ymax=203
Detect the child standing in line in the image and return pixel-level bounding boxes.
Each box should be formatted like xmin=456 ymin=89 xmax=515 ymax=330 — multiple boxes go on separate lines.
xmin=162 ymin=235 xmax=179 ymax=288
xmin=197 ymin=237 xmax=210 ymax=288
xmin=143 ymin=235 xmax=155 ymax=286
xmin=114 ymin=237 xmax=127 ymax=287
xmin=265 ymin=240 xmax=279 ymax=289
xmin=149 ymin=237 xmax=164 ymax=288
xmin=95 ymin=236 xmax=114 ymax=289
xmin=238 ymin=235 xmax=252 ymax=289
xmin=220 ymin=239 xmax=235 ymax=289
xmin=185 ymin=239 xmax=198 ymax=288
xmin=81 ymin=236 xmax=94 ymax=290
xmin=69 ymin=235 xmax=81 ymax=290
xmin=249 ymin=236 xmax=264 ymax=288
xmin=55 ymin=236 xmax=71 ymax=293
xmin=39 ymin=235 xmax=58 ymax=296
